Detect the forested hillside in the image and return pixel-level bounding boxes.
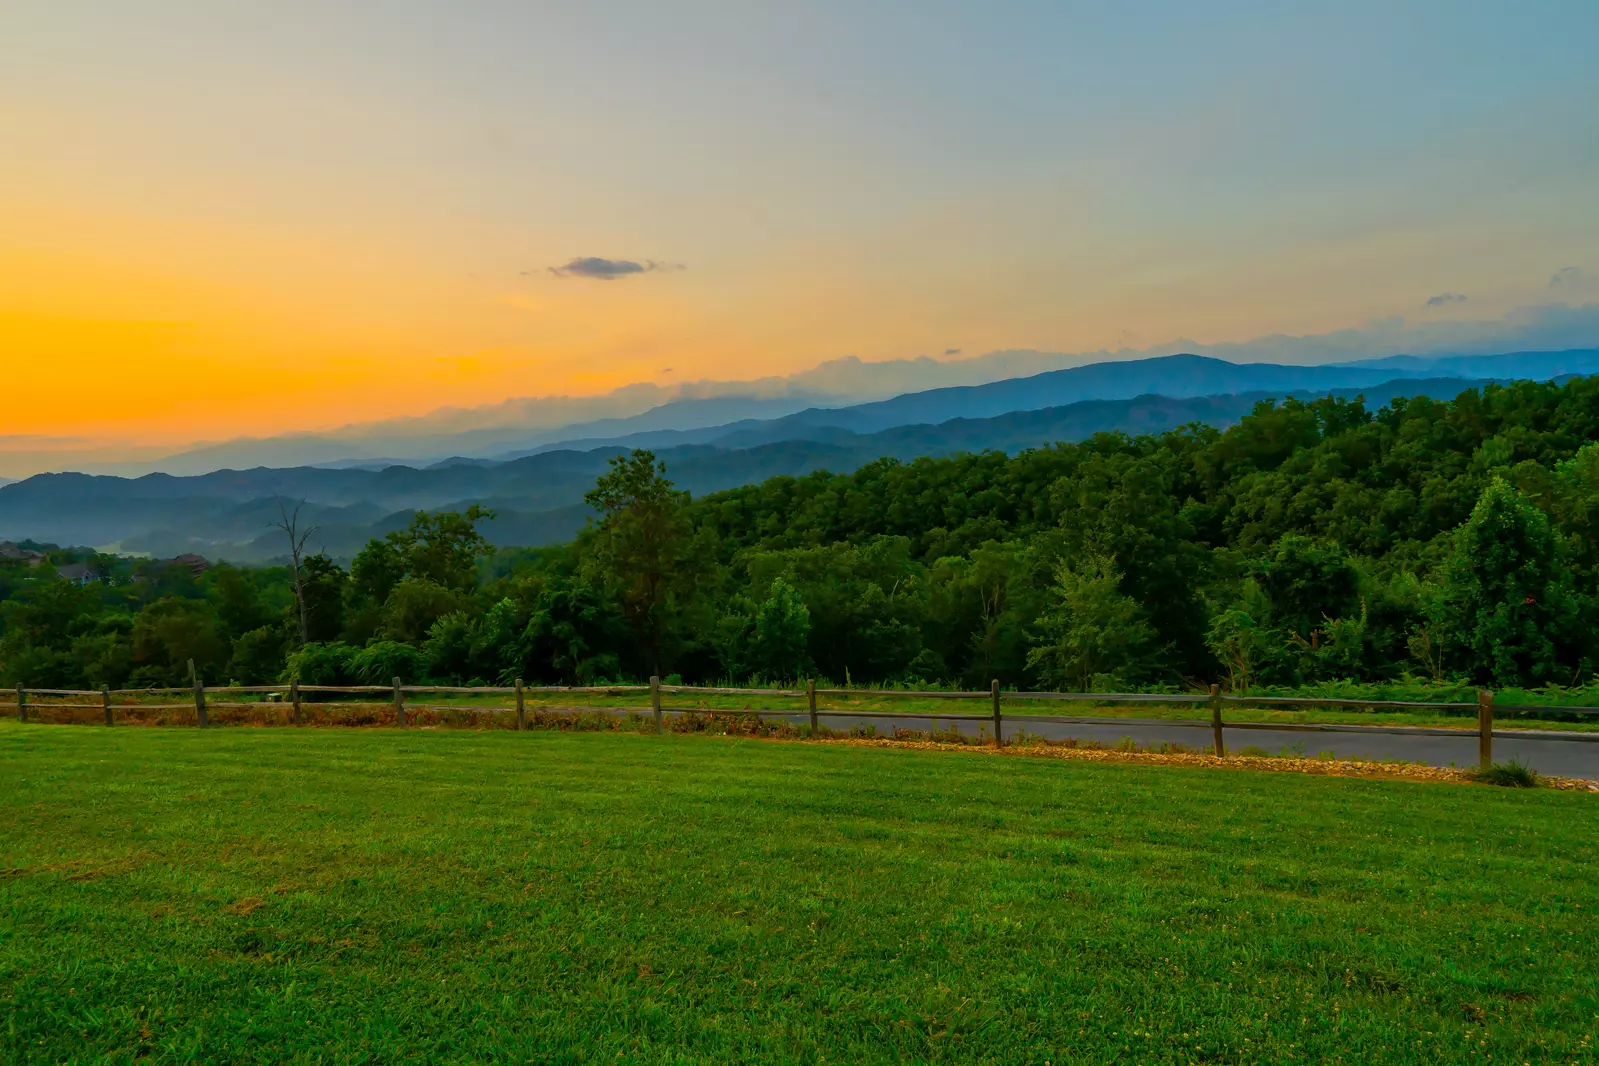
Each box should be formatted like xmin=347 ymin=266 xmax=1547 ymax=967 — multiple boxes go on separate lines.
xmin=5 ymin=377 xmax=1599 ymax=693
xmin=0 ymin=375 xmax=1513 ymax=559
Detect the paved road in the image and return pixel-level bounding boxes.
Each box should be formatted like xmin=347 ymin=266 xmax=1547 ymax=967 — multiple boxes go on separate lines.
xmin=672 ymin=711 xmax=1599 ymax=780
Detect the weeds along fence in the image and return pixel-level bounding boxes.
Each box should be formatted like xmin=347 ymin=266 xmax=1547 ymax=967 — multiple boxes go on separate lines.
xmin=6 ymin=674 xmax=1599 ymax=769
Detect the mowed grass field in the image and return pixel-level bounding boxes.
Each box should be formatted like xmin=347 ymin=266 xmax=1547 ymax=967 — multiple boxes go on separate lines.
xmin=2 ymin=725 xmax=1597 ymax=1064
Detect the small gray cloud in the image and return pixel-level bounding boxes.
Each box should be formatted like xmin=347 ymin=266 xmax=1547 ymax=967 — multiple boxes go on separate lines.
xmin=1424 ymin=292 xmax=1468 ymax=308
xmin=944 ymin=348 xmax=962 ymax=356
xmin=548 ymin=256 xmax=684 ymax=281
xmin=1550 ymin=266 xmax=1586 ymax=289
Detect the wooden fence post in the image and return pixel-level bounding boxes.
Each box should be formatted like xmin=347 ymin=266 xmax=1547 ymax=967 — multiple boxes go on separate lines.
xmin=651 ymin=676 xmax=663 ymax=733
xmin=991 ymin=680 xmax=1002 ymax=748
xmin=1478 ymin=689 xmax=1494 ymax=769
xmin=1210 ymin=684 xmax=1225 ymax=758
xmin=16 ymin=683 xmax=26 ymax=724
xmin=102 ymin=684 xmax=112 ymax=727
xmin=516 ymin=677 xmax=526 ymax=732
xmin=193 ymin=676 xmax=208 ymax=729
xmin=808 ymin=677 xmax=818 ymax=736
xmin=290 ymin=679 xmax=301 ymax=726
xmin=394 ymin=677 xmax=406 ymax=729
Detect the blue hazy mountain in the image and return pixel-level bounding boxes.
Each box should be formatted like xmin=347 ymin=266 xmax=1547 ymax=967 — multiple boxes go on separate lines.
xmin=0 ymin=373 xmax=1527 ymax=559
xmin=59 ymin=345 xmax=1599 ymax=477
xmin=490 ymin=348 xmax=1599 ymax=458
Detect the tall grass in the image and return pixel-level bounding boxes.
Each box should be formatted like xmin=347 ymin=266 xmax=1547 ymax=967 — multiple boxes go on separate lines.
xmin=1469 ymin=759 xmax=1541 ymax=788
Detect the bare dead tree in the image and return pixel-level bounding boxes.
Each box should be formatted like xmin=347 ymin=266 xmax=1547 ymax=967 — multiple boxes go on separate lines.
xmin=271 ymin=496 xmax=319 ymax=646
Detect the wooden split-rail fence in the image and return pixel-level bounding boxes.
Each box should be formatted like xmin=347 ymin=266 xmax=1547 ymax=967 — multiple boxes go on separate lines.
xmin=5 ymin=661 xmax=1599 ymax=768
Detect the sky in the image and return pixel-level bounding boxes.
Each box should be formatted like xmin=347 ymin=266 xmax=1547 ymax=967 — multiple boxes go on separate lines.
xmin=3 ymin=0 xmax=1597 ymax=451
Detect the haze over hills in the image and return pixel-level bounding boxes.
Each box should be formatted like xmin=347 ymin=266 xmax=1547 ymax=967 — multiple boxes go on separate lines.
xmin=486 ymin=348 xmax=1599 ymax=459
xmin=14 ymin=304 xmax=1598 ymax=480
xmin=0 ymin=354 xmax=1574 ymax=561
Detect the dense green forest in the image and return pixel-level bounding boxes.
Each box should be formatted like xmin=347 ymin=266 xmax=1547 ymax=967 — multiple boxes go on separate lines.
xmin=6 ymin=378 xmax=1599 ymax=693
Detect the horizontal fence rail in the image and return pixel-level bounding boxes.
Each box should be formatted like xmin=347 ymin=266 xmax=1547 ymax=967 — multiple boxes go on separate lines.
xmin=7 ymin=672 xmax=1599 ymax=768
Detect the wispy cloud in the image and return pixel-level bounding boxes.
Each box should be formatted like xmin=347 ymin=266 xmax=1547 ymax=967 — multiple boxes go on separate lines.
xmin=546 ymin=256 xmax=685 ymax=281
xmin=1550 ymin=266 xmax=1587 ymax=289
xmin=944 ymin=348 xmax=962 ymax=356
xmin=1424 ymin=292 xmax=1468 ymax=308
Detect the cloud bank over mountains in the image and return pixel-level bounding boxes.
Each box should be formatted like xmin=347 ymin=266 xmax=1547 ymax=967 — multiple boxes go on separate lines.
xmin=2 ymin=301 xmax=1595 ymax=480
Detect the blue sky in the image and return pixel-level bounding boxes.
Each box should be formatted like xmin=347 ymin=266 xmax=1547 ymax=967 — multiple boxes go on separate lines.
xmin=2 ymin=0 xmax=1596 ymax=447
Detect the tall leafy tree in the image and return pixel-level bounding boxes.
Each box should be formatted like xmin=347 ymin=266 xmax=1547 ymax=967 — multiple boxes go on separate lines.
xmin=521 ymin=575 xmax=627 ymax=684
xmin=1442 ymin=478 xmax=1581 ymax=686
xmin=299 ymin=554 xmax=347 ymax=644
xmin=0 ymin=578 xmax=102 ymax=686
xmin=130 ymin=597 xmax=229 ymax=686
xmin=749 ymin=578 xmax=813 ymax=682
xmin=1027 ymin=554 xmax=1159 ymax=691
xmin=1253 ymin=535 xmax=1360 ymax=646
xmin=208 ymin=564 xmax=274 ymax=640
xmin=583 ymin=451 xmax=690 ymax=676
xmin=747 ymin=538 xmax=923 ymax=684
xmin=1205 ymin=578 xmax=1279 ymax=692
xmin=347 ymin=508 xmax=495 ymax=644
xmin=403 ymin=507 xmax=497 ymax=592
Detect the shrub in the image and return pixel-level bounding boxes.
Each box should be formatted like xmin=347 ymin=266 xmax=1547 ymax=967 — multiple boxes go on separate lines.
xmin=1468 ymin=759 xmax=1540 ymax=788
xmin=283 ymin=641 xmax=359 ymax=686
xmin=350 ymin=641 xmax=429 ymax=685
xmin=229 ymin=625 xmax=291 ymax=685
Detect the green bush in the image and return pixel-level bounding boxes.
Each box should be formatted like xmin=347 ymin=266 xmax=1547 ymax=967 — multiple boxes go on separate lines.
xmin=1468 ymin=759 xmax=1540 ymax=788
xmin=283 ymin=641 xmax=359 ymax=686
xmin=349 ymin=641 xmax=429 ymax=685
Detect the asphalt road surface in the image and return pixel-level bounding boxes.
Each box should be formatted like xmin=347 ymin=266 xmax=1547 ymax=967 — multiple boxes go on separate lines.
xmin=685 ymin=711 xmax=1599 ymax=781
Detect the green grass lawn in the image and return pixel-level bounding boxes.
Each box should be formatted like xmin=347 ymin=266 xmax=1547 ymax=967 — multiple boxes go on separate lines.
xmin=2 ymin=723 xmax=1597 ymax=1064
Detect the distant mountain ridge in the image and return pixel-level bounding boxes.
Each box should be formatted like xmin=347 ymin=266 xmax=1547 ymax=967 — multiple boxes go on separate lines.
xmin=0 ymin=370 xmax=1547 ymax=560
xmin=34 ymin=327 xmax=1599 ymax=477
xmin=491 ymin=348 xmax=1599 ymax=459
xmin=809 ymin=349 xmax=1599 ymax=433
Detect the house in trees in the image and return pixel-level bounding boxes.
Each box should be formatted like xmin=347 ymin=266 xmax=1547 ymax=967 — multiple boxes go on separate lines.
xmin=168 ymin=553 xmax=211 ymax=576
xmin=56 ymin=562 xmax=102 ymax=585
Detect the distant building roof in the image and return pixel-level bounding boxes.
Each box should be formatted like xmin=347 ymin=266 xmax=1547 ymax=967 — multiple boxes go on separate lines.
xmin=56 ymin=562 xmax=100 ymax=583
xmin=168 ymin=553 xmax=211 ymax=574
xmin=0 ymin=543 xmax=46 ymax=566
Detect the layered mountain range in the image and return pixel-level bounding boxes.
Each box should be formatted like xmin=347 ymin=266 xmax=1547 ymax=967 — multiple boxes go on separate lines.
xmin=2 ymin=349 xmax=1595 ymax=562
